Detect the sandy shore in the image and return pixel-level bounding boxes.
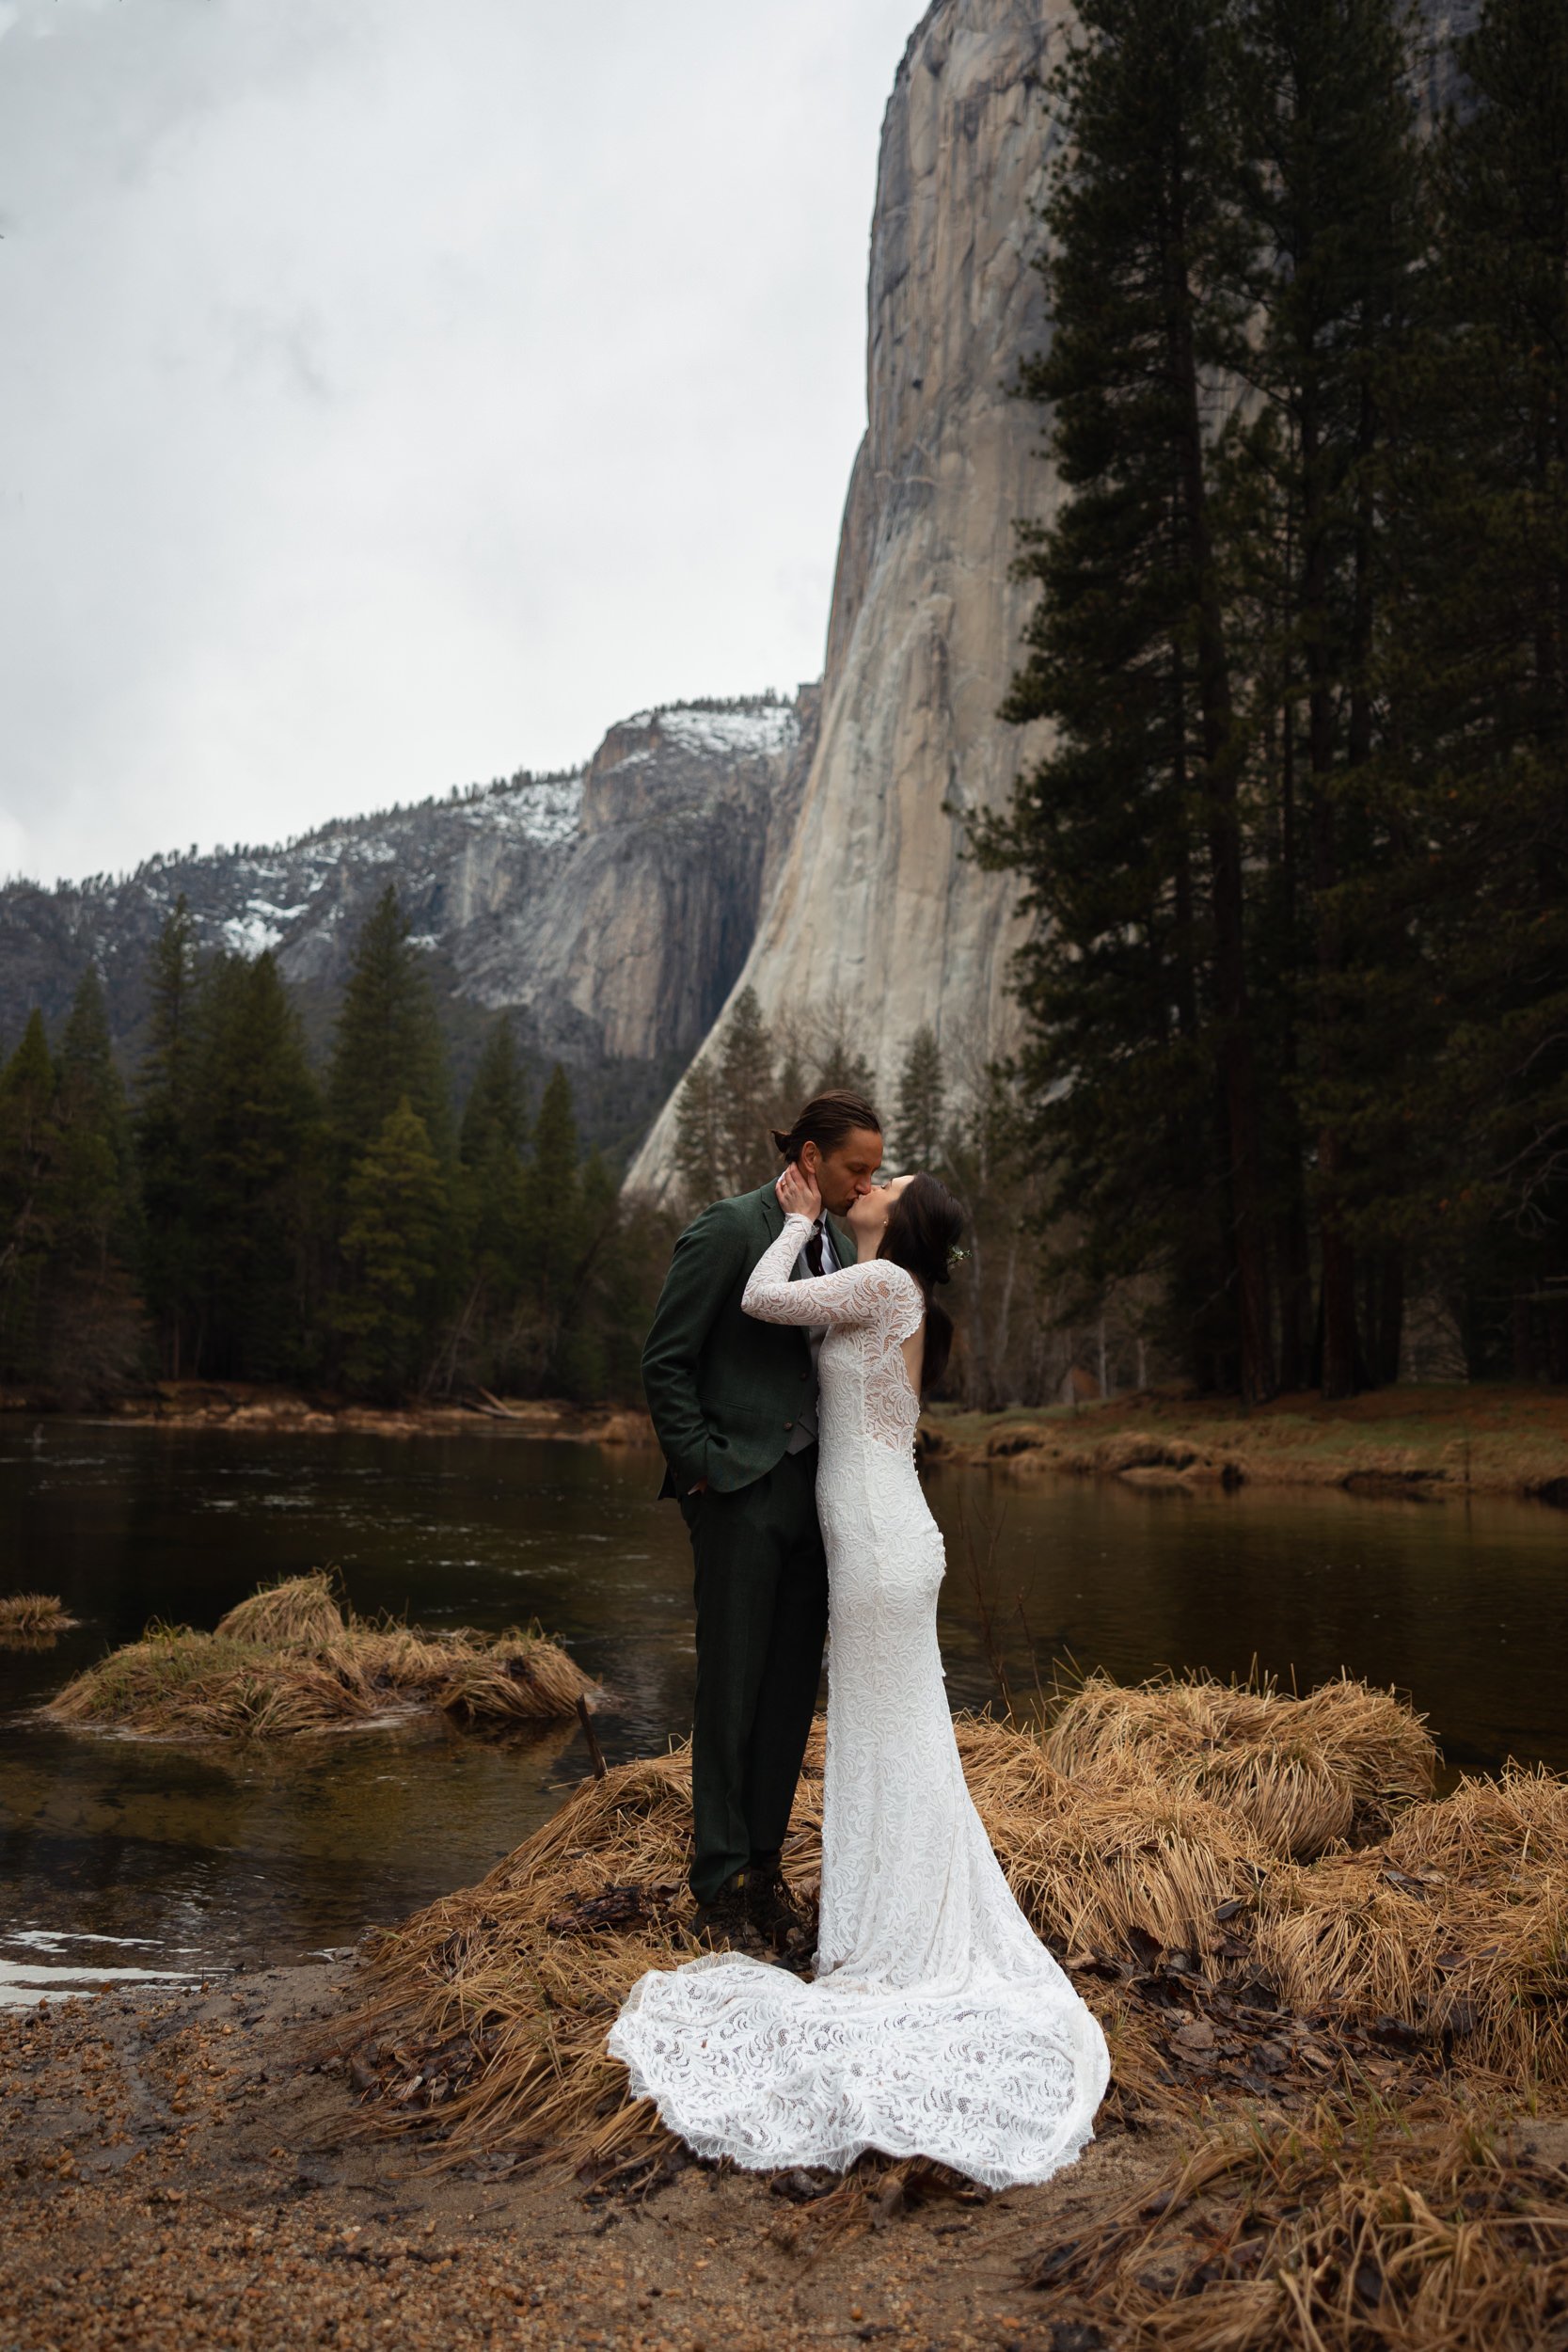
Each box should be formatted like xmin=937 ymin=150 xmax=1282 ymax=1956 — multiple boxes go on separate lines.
xmin=0 ymin=1964 xmax=1170 ymax=2352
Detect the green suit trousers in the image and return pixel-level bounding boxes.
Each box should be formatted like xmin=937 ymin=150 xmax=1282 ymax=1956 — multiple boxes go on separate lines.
xmin=682 ymin=1447 xmax=829 ymax=1904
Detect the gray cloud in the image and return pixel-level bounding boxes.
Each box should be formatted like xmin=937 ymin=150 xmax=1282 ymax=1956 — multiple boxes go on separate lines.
xmin=0 ymin=0 xmax=917 ymax=882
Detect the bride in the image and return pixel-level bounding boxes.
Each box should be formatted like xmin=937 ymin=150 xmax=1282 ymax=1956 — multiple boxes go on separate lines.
xmin=609 ymin=1163 xmax=1110 ymax=2188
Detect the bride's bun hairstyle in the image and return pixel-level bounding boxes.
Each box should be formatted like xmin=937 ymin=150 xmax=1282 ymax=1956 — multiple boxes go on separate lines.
xmin=879 ymin=1172 xmax=963 ymax=1396
xmin=771 ymin=1089 xmax=882 ymax=1164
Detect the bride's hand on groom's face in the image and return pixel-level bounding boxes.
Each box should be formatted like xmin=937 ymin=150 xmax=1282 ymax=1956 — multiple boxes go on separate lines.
xmin=777 ymin=1162 xmax=822 ymax=1223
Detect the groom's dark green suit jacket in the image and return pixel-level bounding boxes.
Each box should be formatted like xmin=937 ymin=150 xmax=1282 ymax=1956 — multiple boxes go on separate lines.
xmin=641 ymin=1180 xmax=852 ymax=1500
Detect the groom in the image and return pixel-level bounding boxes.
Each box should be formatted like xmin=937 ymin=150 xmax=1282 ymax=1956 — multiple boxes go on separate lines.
xmin=641 ymin=1089 xmax=884 ymax=1944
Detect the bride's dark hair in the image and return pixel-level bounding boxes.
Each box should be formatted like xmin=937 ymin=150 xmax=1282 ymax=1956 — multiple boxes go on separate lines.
xmin=878 ymin=1172 xmax=963 ymax=1396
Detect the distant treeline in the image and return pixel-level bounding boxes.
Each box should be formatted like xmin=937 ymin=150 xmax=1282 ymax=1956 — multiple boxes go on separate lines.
xmin=978 ymin=0 xmax=1568 ymax=1398
xmin=0 ymin=887 xmax=671 ymax=1405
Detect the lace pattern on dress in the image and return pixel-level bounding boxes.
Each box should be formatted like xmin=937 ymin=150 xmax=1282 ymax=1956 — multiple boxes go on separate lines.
xmin=741 ymin=1214 xmax=924 ymax=1454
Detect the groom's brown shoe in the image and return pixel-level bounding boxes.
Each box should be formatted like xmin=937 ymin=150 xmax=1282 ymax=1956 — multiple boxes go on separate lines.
xmin=690 ymin=1873 xmax=762 ymax=1952
xmin=744 ymin=1866 xmax=812 ymax=1962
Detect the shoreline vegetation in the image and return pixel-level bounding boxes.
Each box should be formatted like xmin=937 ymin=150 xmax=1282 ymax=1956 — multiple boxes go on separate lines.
xmin=330 ymin=1667 xmax=1568 ymax=2347
xmin=46 ymin=1570 xmax=595 ymax=1742
xmin=6 ymin=1377 xmax=1566 ymax=1504
xmin=0 ymin=1590 xmax=77 ymax=1646
xmin=923 ymin=1384 xmax=1568 ymax=1506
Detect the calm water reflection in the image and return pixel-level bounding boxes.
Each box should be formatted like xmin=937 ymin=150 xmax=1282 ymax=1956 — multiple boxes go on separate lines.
xmin=1 ymin=1422 xmax=1563 ymax=1990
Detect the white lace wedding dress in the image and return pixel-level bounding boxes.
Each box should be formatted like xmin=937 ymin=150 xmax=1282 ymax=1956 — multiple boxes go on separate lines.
xmin=609 ymin=1213 xmax=1110 ymax=2188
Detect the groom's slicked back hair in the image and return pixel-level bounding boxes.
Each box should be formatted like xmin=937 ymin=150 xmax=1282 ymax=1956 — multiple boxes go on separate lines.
xmin=771 ymin=1089 xmax=882 ymax=1165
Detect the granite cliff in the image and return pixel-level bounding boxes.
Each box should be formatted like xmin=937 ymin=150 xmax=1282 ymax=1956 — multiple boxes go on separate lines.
xmin=627 ymin=0 xmax=1069 ymax=1194
xmin=0 ymin=691 xmax=816 ymax=1156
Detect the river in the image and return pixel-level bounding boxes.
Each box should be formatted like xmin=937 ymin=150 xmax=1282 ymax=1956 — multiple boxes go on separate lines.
xmin=2 ymin=1422 xmax=1563 ymax=2004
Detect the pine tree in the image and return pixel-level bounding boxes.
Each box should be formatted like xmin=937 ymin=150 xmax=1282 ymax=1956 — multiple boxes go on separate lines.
xmin=332 ymin=1098 xmax=450 ymax=1398
xmin=55 ymin=968 xmax=138 ymax=1273
xmin=810 ymin=1025 xmax=878 ymax=1104
xmin=135 ymin=898 xmax=202 ymax=1375
xmin=455 ymin=1016 xmax=531 ymax=1387
xmin=521 ymin=1064 xmax=583 ymax=1306
xmin=460 ymin=1016 xmax=530 ymax=1167
xmin=717 ymin=987 xmax=781 ymax=1193
xmin=516 ymin=1064 xmax=586 ymax=1391
xmin=47 ymin=970 xmax=146 ymax=1385
xmin=0 ymin=1012 xmax=59 ymax=1377
xmin=673 ymin=1058 xmax=728 ymax=1212
xmin=981 ymin=0 xmax=1266 ymax=1391
xmin=1368 ymin=0 xmax=1568 ymax=1377
xmin=327 ymin=887 xmax=451 ymax=1172
xmin=892 ymin=1025 xmax=947 ymax=1172
xmin=189 ymin=952 xmax=324 ymax=1380
xmin=1227 ymin=0 xmax=1424 ymax=1393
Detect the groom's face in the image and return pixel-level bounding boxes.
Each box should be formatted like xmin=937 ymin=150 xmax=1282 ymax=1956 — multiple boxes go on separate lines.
xmin=803 ymin=1128 xmax=884 ymax=1216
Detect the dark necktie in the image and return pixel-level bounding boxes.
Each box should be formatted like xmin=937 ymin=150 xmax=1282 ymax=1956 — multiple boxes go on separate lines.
xmin=804 ymin=1222 xmax=825 ymax=1277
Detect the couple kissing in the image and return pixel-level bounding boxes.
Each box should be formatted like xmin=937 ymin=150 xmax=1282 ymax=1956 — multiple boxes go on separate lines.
xmin=610 ymin=1088 xmax=1109 ymax=2188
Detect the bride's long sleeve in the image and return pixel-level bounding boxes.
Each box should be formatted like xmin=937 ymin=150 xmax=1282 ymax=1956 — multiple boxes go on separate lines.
xmin=742 ymin=1213 xmax=922 ymax=1334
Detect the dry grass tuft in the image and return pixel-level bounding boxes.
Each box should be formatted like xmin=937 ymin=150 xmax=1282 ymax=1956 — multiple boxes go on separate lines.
xmin=1045 ymin=2092 xmax=1568 ymax=2351
xmin=344 ymin=1744 xmax=705 ymax=2183
xmin=214 ymin=1569 xmax=344 ymax=1648
xmin=47 ymin=1572 xmax=594 ymax=1742
xmin=955 ymin=1716 xmax=1267 ymax=1964
xmin=1045 ymin=1667 xmax=1437 ymax=1858
xmin=1254 ymin=1765 xmax=1568 ymax=2095
xmin=0 ymin=1591 xmax=77 ymax=1645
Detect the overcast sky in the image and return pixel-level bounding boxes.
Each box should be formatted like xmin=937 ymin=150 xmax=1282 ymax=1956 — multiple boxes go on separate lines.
xmin=0 ymin=0 xmax=920 ymax=886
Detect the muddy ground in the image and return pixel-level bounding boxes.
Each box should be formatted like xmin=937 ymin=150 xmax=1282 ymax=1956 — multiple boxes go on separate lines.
xmin=0 ymin=1962 xmax=1170 ymax=2352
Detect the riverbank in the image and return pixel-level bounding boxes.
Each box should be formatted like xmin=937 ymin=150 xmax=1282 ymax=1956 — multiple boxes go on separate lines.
xmin=0 ymin=1961 xmax=1175 ymax=2351
xmin=9 ymin=1674 xmax=1568 ymax=2350
xmin=5 ymin=1377 xmax=1565 ymax=1507
xmin=0 ymin=1379 xmax=657 ymax=1447
xmin=923 ymin=1383 xmax=1568 ymax=1504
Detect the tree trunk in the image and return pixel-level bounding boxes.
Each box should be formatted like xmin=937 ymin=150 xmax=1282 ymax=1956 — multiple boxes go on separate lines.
xmin=1167 ymin=178 xmax=1275 ymax=1406
xmin=1302 ymin=397 xmax=1359 ymax=1400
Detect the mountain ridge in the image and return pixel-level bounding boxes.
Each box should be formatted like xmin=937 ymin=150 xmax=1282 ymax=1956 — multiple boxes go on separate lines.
xmin=0 ymin=686 xmax=817 ymax=1160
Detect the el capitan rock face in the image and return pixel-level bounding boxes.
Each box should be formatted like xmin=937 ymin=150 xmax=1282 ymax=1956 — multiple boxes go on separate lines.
xmin=627 ymin=0 xmax=1071 ymax=1193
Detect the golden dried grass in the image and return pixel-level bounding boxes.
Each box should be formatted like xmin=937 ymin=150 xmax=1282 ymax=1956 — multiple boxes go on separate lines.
xmin=340 ymin=1672 xmax=1567 ymax=2212
xmin=1082 ymin=2093 xmax=1568 ymax=2352
xmin=1045 ymin=1668 xmax=1437 ymax=1857
xmin=47 ymin=1572 xmax=594 ymax=1742
xmin=342 ymin=1712 xmax=1273 ymax=2175
xmin=955 ymin=1717 xmax=1267 ymax=1963
xmin=0 ymin=1591 xmax=77 ymax=1644
xmin=214 ymin=1568 xmax=343 ymax=1648
xmin=346 ymin=1746 xmax=702 ymax=2180
xmin=1254 ymin=1766 xmax=1568 ymax=2096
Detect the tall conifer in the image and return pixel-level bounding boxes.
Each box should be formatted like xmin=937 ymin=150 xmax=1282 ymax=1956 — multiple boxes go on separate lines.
xmin=136 ymin=898 xmax=202 ymax=1375
xmin=332 ymin=1098 xmax=449 ymax=1397
xmin=327 ymin=887 xmax=451 ymax=1170
xmin=190 ymin=952 xmax=323 ymax=1379
xmin=1227 ymin=0 xmax=1424 ymax=1392
xmin=893 ymin=1025 xmax=948 ymax=1173
xmin=0 ymin=1013 xmax=59 ymax=1375
xmin=984 ymin=0 xmax=1271 ymax=1391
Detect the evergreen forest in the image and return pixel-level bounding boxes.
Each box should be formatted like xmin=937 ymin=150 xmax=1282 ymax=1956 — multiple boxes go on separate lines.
xmin=976 ymin=0 xmax=1568 ymax=1399
xmin=0 ymin=887 xmax=670 ymax=1406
